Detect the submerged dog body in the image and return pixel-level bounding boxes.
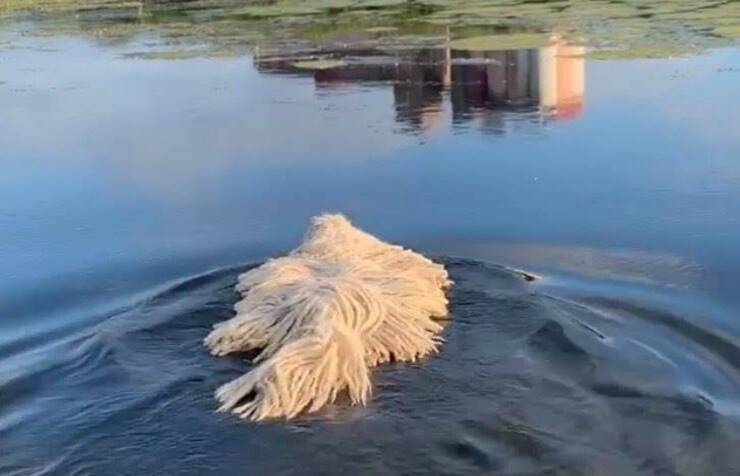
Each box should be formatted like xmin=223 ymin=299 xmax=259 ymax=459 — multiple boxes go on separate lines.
xmin=205 ymin=214 xmax=451 ymax=420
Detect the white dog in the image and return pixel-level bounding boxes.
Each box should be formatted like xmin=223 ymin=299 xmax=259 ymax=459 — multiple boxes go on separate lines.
xmin=205 ymin=214 xmax=451 ymax=420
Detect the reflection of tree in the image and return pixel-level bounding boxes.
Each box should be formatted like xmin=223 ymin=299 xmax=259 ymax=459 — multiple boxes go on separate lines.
xmin=255 ymin=37 xmax=584 ymax=135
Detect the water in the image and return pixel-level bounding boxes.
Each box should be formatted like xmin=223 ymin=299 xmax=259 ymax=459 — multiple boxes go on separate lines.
xmin=1 ymin=18 xmax=740 ymax=476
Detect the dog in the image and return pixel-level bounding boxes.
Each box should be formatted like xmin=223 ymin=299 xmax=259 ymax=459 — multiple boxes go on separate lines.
xmin=205 ymin=214 xmax=451 ymax=420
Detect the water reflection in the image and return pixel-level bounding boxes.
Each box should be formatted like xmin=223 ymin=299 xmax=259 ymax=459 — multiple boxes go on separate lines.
xmin=256 ymin=37 xmax=584 ymax=134
xmin=2 ymin=19 xmax=740 ymax=474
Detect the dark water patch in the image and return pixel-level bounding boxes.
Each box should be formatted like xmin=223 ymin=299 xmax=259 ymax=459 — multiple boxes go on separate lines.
xmin=444 ymin=436 xmax=499 ymax=470
xmin=528 ymin=320 xmax=590 ymax=359
xmin=592 ymin=382 xmax=650 ymax=399
xmin=1 ymin=258 xmax=740 ymax=474
xmin=463 ymin=416 xmax=556 ymax=461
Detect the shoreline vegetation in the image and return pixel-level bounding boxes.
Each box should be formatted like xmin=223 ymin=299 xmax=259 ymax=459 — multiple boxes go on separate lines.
xmin=1 ymin=0 xmax=738 ymax=59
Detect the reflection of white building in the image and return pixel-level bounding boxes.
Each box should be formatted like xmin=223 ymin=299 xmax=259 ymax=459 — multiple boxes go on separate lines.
xmin=255 ymin=35 xmax=586 ymax=133
xmin=538 ymin=42 xmax=585 ymax=119
xmin=451 ymin=38 xmax=585 ymax=121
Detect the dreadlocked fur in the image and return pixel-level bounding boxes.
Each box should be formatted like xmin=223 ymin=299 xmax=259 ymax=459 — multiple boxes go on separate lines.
xmin=205 ymin=214 xmax=451 ymax=420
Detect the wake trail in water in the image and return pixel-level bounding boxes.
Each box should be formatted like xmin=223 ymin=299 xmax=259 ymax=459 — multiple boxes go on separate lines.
xmin=1 ymin=255 xmax=739 ymax=475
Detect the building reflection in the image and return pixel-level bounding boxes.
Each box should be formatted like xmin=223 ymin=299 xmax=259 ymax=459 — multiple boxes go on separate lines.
xmin=255 ymin=36 xmax=585 ymax=135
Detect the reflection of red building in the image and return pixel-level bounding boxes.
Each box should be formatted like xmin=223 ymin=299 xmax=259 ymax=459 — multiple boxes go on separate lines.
xmin=254 ymin=36 xmax=585 ymax=133
xmin=538 ymin=43 xmax=585 ymax=120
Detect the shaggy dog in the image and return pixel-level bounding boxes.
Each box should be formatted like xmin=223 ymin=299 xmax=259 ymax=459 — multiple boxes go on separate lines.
xmin=205 ymin=214 xmax=451 ymax=420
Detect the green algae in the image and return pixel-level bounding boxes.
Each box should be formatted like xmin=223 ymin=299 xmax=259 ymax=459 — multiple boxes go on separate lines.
xmin=291 ymin=58 xmax=345 ymax=69
xmin=449 ymin=33 xmax=549 ymax=51
xmin=122 ymin=45 xmax=243 ymax=60
xmin=588 ymin=45 xmax=697 ymax=60
xmin=714 ymin=25 xmax=740 ymax=38
xmin=0 ymin=0 xmax=738 ymax=60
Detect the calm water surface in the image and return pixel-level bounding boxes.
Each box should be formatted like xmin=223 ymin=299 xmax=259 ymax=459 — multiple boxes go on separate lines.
xmin=1 ymin=23 xmax=740 ymax=475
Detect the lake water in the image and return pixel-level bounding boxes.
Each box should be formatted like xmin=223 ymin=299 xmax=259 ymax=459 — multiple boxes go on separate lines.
xmin=1 ymin=14 xmax=740 ymax=476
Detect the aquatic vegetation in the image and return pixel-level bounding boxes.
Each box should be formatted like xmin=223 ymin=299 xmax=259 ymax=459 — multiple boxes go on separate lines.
xmin=205 ymin=214 xmax=451 ymax=420
xmin=0 ymin=1 xmax=737 ymax=60
xmin=715 ymin=24 xmax=740 ymax=38
xmin=449 ymin=33 xmax=549 ymax=51
xmin=291 ymin=58 xmax=346 ymax=69
xmin=587 ymin=45 xmax=697 ymax=60
xmin=121 ymin=44 xmax=243 ymax=60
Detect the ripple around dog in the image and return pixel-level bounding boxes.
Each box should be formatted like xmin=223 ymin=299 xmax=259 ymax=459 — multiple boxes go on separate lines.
xmin=204 ymin=214 xmax=451 ymax=421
